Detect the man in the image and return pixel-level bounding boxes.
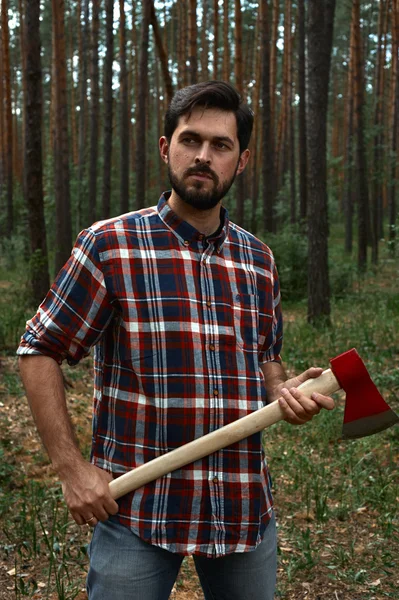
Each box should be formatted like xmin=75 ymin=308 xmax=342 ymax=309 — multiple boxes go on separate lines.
xmin=18 ymin=81 xmax=334 ymax=600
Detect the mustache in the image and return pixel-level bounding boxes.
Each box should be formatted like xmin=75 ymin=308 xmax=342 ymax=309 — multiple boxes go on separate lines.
xmin=184 ymin=164 xmax=218 ymax=183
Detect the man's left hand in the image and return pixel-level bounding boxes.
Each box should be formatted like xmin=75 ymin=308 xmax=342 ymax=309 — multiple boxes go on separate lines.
xmin=277 ymin=367 xmax=335 ymax=425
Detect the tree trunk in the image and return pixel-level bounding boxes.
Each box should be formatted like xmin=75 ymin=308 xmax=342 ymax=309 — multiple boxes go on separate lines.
xmin=352 ymin=0 xmax=370 ymax=271
xmin=52 ymin=0 xmax=72 ymax=273
xmin=250 ymin=5 xmax=262 ymax=234
xmin=18 ymin=0 xmax=27 ymax=184
xmin=260 ymin=0 xmax=274 ymax=234
xmin=101 ymin=0 xmax=114 ymax=220
xmin=371 ymin=0 xmax=388 ymax=264
xmin=213 ymin=0 xmax=219 ymax=78
xmin=270 ymin=0 xmax=279 ymax=148
xmin=131 ymin=1 xmax=138 ymax=174
xmin=189 ymin=0 xmax=198 ymax=83
xmin=77 ymin=0 xmax=89 ymax=230
xmin=150 ymin=1 xmax=173 ymax=104
xmin=289 ymin=27 xmax=296 ymax=225
xmin=119 ymin=0 xmax=130 ymax=214
xmin=68 ymin=9 xmax=78 ymax=167
xmin=24 ymin=0 xmax=50 ymax=305
xmin=389 ymin=0 xmax=399 ymax=249
xmin=136 ymin=0 xmax=151 ymax=209
xmin=201 ymin=0 xmax=210 ymax=81
xmin=88 ymin=0 xmax=100 ymax=225
xmin=298 ymin=0 xmax=307 ymax=221
xmin=234 ymin=0 xmax=245 ymax=226
xmin=223 ymin=0 xmax=230 ymax=81
xmin=1 ymin=0 xmax=13 ymax=236
xmin=0 ymin=32 xmax=4 ymax=198
xmin=307 ymin=0 xmax=336 ymax=324
xmin=344 ymin=19 xmax=356 ymax=255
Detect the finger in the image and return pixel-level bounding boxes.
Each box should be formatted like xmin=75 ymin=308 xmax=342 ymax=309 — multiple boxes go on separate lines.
xmin=104 ymin=496 xmax=119 ymax=516
xmin=311 ymin=392 xmax=335 ymax=411
xmin=278 ymin=397 xmax=308 ymax=424
xmin=85 ymin=516 xmax=98 ymax=528
xmin=281 ymin=388 xmax=320 ymax=418
xmin=295 ymin=367 xmax=324 ymax=384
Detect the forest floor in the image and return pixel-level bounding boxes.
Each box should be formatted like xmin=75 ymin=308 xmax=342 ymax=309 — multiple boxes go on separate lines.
xmin=0 ymin=254 xmax=398 ymax=599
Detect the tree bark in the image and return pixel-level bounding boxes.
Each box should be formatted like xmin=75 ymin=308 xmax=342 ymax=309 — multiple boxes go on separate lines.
xmin=223 ymin=0 xmax=230 ymax=82
xmin=101 ymin=0 xmax=114 ymax=220
xmin=307 ymin=0 xmax=336 ymax=324
xmin=150 ymin=1 xmax=174 ymax=104
xmin=344 ymin=20 xmax=355 ymax=255
xmin=77 ymin=0 xmax=90 ymax=230
xmin=24 ymin=0 xmax=50 ymax=305
xmin=189 ymin=0 xmax=198 ymax=83
xmin=136 ymin=0 xmax=151 ymax=209
xmin=119 ymin=0 xmax=130 ymax=214
xmin=52 ymin=0 xmax=72 ymax=273
xmin=18 ymin=0 xmax=27 ymax=184
xmin=0 ymin=32 xmax=4 ymax=198
xmin=298 ymin=0 xmax=307 ymax=221
xmin=201 ymin=0 xmax=210 ymax=81
xmin=1 ymin=0 xmax=13 ymax=236
xmin=371 ymin=0 xmax=388 ymax=264
xmin=260 ymin=0 xmax=274 ymax=234
xmin=389 ymin=0 xmax=399 ymax=249
xmin=234 ymin=0 xmax=245 ymax=226
xmin=270 ymin=0 xmax=279 ymax=149
xmin=213 ymin=0 xmax=219 ymax=78
xmin=352 ymin=0 xmax=370 ymax=271
xmin=88 ymin=0 xmax=100 ymax=225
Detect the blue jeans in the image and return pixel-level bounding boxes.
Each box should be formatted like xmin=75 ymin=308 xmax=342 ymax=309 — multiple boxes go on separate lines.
xmin=87 ymin=513 xmax=277 ymax=600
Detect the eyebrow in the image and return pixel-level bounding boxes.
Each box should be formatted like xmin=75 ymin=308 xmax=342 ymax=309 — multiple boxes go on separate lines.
xmin=178 ymin=130 xmax=235 ymax=147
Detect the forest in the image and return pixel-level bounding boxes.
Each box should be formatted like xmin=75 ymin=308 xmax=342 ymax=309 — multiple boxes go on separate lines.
xmin=0 ymin=1 xmax=398 ymax=599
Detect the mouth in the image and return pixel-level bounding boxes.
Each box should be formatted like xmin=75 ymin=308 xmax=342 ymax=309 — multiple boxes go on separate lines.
xmin=190 ymin=174 xmax=212 ymax=180
xmin=187 ymin=171 xmax=214 ymax=182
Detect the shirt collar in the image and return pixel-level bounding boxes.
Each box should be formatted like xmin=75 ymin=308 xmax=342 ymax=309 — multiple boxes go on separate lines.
xmin=157 ymin=191 xmax=230 ymax=252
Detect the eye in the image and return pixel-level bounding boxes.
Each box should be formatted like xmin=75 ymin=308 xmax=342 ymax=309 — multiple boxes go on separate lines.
xmin=181 ymin=137 xmax=198 ymax=145
xmin=214 ymin=141 xmax=230 ymax=150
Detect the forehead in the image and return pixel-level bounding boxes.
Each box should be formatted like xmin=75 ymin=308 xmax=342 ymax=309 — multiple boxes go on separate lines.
xmin=175 ymin=107 xmax=238 ymax=141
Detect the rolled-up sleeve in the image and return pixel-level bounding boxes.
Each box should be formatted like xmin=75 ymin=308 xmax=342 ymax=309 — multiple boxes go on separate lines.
xmin=17 ymin=229 xmax=114 ymax=365
xmin=258 ymin=259 xmax=283 ymax=365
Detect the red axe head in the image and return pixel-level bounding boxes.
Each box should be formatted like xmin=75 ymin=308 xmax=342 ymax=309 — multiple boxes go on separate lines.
xmin=330 ymin=349 xmax=399 ymax=439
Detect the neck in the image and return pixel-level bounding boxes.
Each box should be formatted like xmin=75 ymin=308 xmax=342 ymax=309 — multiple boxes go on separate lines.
xmin=167 ymin=191 xmax=223 ymax=237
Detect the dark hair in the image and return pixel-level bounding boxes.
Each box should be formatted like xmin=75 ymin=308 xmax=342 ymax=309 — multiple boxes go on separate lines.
xmin=164 ymin=81 xmax=254 ymax=153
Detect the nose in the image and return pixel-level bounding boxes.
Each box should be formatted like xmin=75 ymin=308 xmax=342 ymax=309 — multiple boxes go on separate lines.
xmin=195 ymin=143 xmax=211 ymax=165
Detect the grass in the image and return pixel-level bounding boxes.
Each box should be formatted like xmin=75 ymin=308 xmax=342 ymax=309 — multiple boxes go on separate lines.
xmin=265 ymin=252 xmax=399 ymax=598
xmin=0 ymin=226 xmax=398 ymax=599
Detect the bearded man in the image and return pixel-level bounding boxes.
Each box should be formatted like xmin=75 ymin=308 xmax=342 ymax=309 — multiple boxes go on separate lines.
xmin=18 ymin=81 xmax=334 ymax=600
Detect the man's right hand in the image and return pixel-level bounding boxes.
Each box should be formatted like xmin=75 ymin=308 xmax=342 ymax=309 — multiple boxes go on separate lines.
xmin=60 ymin=460 xmax=119 ymax=527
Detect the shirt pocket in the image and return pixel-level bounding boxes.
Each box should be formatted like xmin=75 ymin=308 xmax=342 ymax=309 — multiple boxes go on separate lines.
xmin=233 ymin=292 xmax=259 ymax=351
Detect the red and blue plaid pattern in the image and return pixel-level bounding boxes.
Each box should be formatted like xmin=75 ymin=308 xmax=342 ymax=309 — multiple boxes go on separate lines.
xmin=18 ymin=192 xmax=283 ymax=557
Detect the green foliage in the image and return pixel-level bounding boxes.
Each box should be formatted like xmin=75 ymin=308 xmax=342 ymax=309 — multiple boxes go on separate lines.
xmin=2 ymin=483 xmax=88 ymax=600
xmin=263 ymin=225 xmax=308 ymax=302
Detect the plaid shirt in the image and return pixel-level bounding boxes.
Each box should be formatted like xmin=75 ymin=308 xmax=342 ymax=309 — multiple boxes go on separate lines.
xmin=18 ymin=192 xmax=283 ymax=557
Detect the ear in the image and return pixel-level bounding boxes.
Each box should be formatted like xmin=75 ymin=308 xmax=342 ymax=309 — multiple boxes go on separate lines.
xmin=159 ymin=136 xmax=169 ymax=164
xmin=236 ymin=149 xmax=250 ymax=176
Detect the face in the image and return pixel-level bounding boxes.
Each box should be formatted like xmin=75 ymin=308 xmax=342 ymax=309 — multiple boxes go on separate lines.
xmin=159 ymin=107 xmax=250 ymax=211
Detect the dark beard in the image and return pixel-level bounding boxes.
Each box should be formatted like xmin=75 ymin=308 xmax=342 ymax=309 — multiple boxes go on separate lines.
xmin=167 ymin=163 xmax=237 ymax=211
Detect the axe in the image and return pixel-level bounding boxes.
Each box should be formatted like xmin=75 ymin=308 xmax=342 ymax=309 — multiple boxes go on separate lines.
xmin=109 ymin=348 xmax=398 ymax=500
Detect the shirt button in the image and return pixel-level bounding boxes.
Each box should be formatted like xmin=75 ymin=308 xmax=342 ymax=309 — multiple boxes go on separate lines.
xmin=183 ymin=240 xmax=190 ymax=246
xmin=213 ymin=389 xmax=219 ymax=396
xmin=206 ymin=301 xmax=212 ymax=308
xmin=213 ymin=476 xmax=219 ymax=483
xmin=209 ymin=344 xmax=215 ymax=351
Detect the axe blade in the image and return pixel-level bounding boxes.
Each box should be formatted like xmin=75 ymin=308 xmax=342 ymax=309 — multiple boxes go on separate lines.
xmin=330 ymin=348 xmax=399 ymax=439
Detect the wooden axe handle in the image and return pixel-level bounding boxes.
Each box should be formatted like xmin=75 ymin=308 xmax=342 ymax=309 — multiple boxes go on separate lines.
xmin=109 ymin=368 xmax=340 ymax=500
